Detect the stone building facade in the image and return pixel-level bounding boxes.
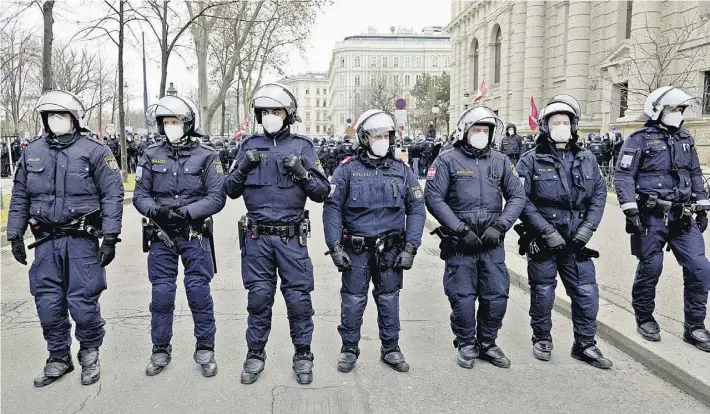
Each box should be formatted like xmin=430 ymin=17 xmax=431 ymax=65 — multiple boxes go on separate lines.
xmin=278 ymin=72 xmax=330 ymax=136
xmin=447 ymin=0 xmax=710 ymax=163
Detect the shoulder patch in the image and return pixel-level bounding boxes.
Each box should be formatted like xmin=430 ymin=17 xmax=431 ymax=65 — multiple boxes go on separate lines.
xmin=410 ymin=185 xmax=423 ymax=200
xmin=104 ymin=156 xmax=119 ymax=171
xmin=135 ymin=166 xmax=143 ymax=181
xmin=214 ymin=160 xmax=225 ymax=175
xmin=426 ymin=167 xmax=437 ymax=180
xmin=341 ymin=156 xmax=354 ymax=165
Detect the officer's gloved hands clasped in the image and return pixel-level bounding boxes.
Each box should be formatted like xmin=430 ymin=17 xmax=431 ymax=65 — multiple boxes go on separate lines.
xmin=98 ymin=234 xmax=121 ymax=267
xmin=623 ymin=208 xmax=645 ymax=235
xmin=481 ymin=222 xmax=505 ymax=247
xmin=696 ymin=211 xmax=708 ymax=233
xmin=394 ymin=243 xmax=417 ymax=270
xmin=283 ymin=153 xmax=309 ymax=180
xmin=541 ymin=226 xmax=566 ymax=251
xmin=455 ymin=224 xmax=481 ymax=248
xmin=237 ymin=149 xmax=260 ymax=175
xmin=156 ymin=206 xmax=186 ymax=222
xmin=329 ymin=242 xmax=352 ymax=271
xmin=8 ymin=233 xmax=27 ymax=265
xmin=570 ymin=222 xmax=596 ymax=248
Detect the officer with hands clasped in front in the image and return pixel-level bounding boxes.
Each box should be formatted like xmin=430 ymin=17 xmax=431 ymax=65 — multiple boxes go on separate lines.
xmin=223 ymin=83 xmax=329 ymax=385
xmin=424 ymin=106 xmax=525 ymax=369
xmin=133 ymin=95 xmax=226 ymax=377
xmin=516 ymin=94 xmax=612 ymax=369
xmin=323 ymin=109 xmax=425 ymax=373
xmin=614 ymin=86 xmax=710 ymax=352
xmin=7 ymin=90 xmax=124 ymax=387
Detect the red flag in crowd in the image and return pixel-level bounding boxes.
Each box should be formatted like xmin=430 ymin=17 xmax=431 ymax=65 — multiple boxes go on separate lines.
xmin=528 ymin=96 xmax=539 ymax=131
xmin=473 ymin=80 xmax=487 ymax=103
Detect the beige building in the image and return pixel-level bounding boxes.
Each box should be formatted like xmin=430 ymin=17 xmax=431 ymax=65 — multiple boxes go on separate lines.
xmin=327 ymin=26 xmax=452 ymax=136
xmin=279 ymin=72 xmax=331 ymax=137
xmin=447 ymin=0 xmax=710 ymax=162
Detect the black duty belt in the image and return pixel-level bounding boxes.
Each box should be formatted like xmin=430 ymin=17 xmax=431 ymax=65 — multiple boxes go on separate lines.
xmin=342 ymin=232 xmax=404 ymax=254
xmin=248 ymin=223 xmax=298 ymax=239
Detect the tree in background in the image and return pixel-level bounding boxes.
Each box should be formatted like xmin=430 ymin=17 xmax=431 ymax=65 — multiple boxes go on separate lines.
xmin=409 ymin=71 xmax=450 ymax=136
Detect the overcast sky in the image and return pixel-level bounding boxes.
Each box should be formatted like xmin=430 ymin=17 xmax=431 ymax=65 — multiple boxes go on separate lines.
xmin=14 ymin=0 xmax=451 ymax=108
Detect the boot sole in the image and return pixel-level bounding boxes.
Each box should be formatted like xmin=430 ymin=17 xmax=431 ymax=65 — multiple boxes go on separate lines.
xmin=637 ymin=327 xmax=661 ymax=342
xmin=533 ymin=350 xmax=552 ymax=361
xmin=200 ymin=364 xmax=218 ymax=377
xmin=380 ymin=357 xmax=409 ymax=372
xmin=296 ymin=373 xmax=313 ymax=385
xmin=570 ymin=352 xmax=613 ymax=369
xmin=81 ymin=373 xmax=100 ymax=385
xmin=337 ymin=362 xmax=355 ymax=373
xmin=34 ymin=365 xmax=75 ymax=387
xmin=683 ymin=337 xmax=710 ymax=352
xmin=456 ymin=356 xmax=475 ymax=369
xmin=241 ymin=368 xmax=263 ymax=385
xmin=479 ymin=356 xmax=511 ymax=368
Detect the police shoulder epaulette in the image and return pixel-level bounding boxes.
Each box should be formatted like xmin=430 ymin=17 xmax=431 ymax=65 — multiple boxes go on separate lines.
xmin=293 ymin=134 xmax=314 ymax=145
xmin=26 ymin=135 xmax=43 ymax=144
xmin=199 ymin=143 xmax=217 ymax=152
xmin=397 ymin=157 xmax=410 ymax=167
xmin=341 ymin=156 xmax=354 ymax=165
xmin=147 ymin=142 xmax=162 ymax=149
xmin=84 ymin=134 xmax=104 ymax=145
xmin=520 ymin=147 xmax=536 ymax=158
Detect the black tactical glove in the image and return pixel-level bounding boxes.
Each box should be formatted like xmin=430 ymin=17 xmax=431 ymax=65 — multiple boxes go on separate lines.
xmin=480 ymin=222 xmax=505 ymax=246
xmin=456 ymin=224 xmax=482 ymax=249
xmin=98 ymin=234 xmax=121 ymax=268
xmin=8 ymin=233 xmax=27 ymax=265
xmin=156 ymin=206 xmax=185 ymax=222
xmin=283 ymin=153 xmax=309 ymax=180
xmin=237 ymin=149 xmax=260 ymax=175
xmin=570 ymin=222 xmax=596 ymax=248
xmin=696 ymin=211 xmax=708 ymax=233
xmin=623 ymin=208 xmax=645 ymax=235
xmin=394 ymin=243 xmax=417 ymax=270
xmin=541 ymin=226 xmax=566 ymax=251
xmin=329 ymin=242 xmax=352 ymax=271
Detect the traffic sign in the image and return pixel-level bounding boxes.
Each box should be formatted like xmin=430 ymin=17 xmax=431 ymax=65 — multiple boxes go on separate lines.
xmin=395 ymin=98 xmax=407 ymax=110
xmin=394 ymin=110 xmax=407 ymax=129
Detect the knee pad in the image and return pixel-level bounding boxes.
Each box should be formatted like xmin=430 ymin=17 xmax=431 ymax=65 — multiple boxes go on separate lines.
xmin=285 ymin=292 xmax=314 ymax=322
xmin=247 ymin=288 xmax=275 ymax=315
xmin=150 ymin=299 xmax=176 ymax=315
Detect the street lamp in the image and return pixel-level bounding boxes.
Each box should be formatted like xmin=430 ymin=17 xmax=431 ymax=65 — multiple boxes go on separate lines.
xmin=166 ymin=82 xmax=177 ymax=96
xmin=432 ymin=105 xmax=440 ymax=135
xmin=463 ymin=91 xmax=470 ymax=110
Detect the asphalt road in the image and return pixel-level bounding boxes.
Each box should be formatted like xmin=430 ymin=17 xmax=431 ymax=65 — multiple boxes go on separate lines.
xmin=1 ymin=199 xmax=707 ymax=413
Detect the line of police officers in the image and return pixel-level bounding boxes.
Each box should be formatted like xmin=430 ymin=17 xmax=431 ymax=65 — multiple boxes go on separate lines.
xmin=7 ymin=83 xmax=710 ymax=388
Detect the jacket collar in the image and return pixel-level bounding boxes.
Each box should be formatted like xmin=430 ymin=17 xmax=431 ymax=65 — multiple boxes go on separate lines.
xmin=535 ymin=134 xmax=583 ymax=157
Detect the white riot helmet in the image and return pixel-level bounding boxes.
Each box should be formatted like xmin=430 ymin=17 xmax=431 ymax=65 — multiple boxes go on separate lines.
xmin=354 ymin=109 xmax=397 ymax=155
xmin=452 ymin=106 xmax=504 ymax=148
xmin=146 ymin=95 xmax=203 ymax=139
xmin=35 ymin=90 xmax=89 ymax=133
xmin=642 ymin=86 xmax=699 ymax=121
xmin=252 ymin=83 xmax=301 ymax=125
xmin=538 ymin=98 xmax=579 ymax=135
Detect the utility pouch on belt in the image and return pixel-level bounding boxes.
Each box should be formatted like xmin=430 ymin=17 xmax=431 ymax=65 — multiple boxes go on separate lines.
xmin=430 ymin=226 xmax=458 ymax=260
xmin=142 ymin=218 xmax=151 ymax=252
xmin=299 ymin=210 xmax=311 ymax=247
xmin=142 ymin=218 xmax=175 ymax=249
xmin=630 ymin=233 xmax=642 ymax=258
xmin=350 ymin=236 xmax=366 ymax=254
xmin=203 ymin=217 xmax=217 ymax=273
xmin=238 ymin=215 xmax=248 ymax=249
xmin=27 ymin=209 xmax=102 ymax=249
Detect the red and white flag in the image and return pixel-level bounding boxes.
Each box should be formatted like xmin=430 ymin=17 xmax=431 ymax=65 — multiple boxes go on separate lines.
xmin=528 ymin=96 xmax=539 ymax=131
xmin=472 ymin=80 xmax=487 ymax=103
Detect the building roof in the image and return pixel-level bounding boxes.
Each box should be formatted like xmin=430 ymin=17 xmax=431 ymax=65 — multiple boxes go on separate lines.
xmin=279 ymin=72 xmax=328 ymax=83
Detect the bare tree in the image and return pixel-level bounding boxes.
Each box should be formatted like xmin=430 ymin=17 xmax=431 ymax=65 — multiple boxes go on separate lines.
xmin=41 ymin=0 xmax=54 ymax=91
xmin=353 ymin=68 xmax=403 ymax=115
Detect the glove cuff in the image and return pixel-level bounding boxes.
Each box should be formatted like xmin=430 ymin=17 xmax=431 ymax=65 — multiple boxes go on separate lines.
xmin=7 ymin=233 xmax=23 ymax=241
xmin=580 ymin=221 xmax=597 ymax=231
xmin=623 ymin=208 xmax=640 ymax=217
xmin=542 ymin=225 xmax=556 ymax=235
xmin=490 ymin=221 xmax=507 ymax=232
xmin=403 ymin=242 xmax=417 ymax=255
xmin=329 ymin=242 xmax=344 ymax=253
xmin=103 ymin=234 xmax=121 ymax=245
xmin=454 ymin=224 xmax=470 ymax=236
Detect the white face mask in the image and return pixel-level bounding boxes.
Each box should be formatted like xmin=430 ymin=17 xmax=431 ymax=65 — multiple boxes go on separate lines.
xmin=48 ymin=114 xmax=72 ymax=135
xmin=550 ymin=125 xmax=571 ymax=143
xmin=468 ymin=131 xmax=489 ymax=149
xmin=370 ymin=139 xmax=390 ymax=157
xmin=164 ymin=125 xmax=184 ymax=143
xmin=662 ymin=111 xmax=683 ymax=128
xmin=262 ymin=114 xmax=284 ymax=134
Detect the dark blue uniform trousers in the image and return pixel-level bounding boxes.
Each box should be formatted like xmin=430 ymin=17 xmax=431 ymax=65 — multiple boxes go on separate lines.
xmin=632 ymin=215 xmax=710 ymax=328
xmin=241 ymin=235 xmax=314 ymax=350
xmin=444 ymin=245 xmax=510 ymax=345
xmin=528 ymin=251 xmax=598 ymax=341
xmin=29 ymin=236 xmax=106 ymax=357
xmin=338 ymin=247 xmax=402 ymax=345
xmin=148 ymin=238 xmax=216 ymax=345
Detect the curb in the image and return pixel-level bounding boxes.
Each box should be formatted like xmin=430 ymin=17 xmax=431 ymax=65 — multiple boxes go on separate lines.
xmin=424 ymin=214 xmax=710 ymax=408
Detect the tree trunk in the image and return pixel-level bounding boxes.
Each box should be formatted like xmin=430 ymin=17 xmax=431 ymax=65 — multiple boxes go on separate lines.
xmin=197 ymin=43 xmax=209 ymax=132
xmin=117 ymin=0 xmax=128 ymax=181
xmin=220 ymin=101 xmax=226 ymax=136
xmin=41 ymin=1 xmax=55 ymax=92
xmin=98 ymin=85 xmax=103 ymax=138
xmin=159 ymin=1 xmax=168 ymax=98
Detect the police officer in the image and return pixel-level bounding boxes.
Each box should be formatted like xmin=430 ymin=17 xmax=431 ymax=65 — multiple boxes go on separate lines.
xmin=323 ymin=109 xmax=425 ymax=373
xmin=504 ymin=123 xmax=522 ymax=165
xmin=424 ymin=106 xmax=525 ymax=369
xmin=587 ymin=133 xmax=605 ymax=168
xmin=523 ymin=134 xmax=536 ymax=153
xmin=614 ymin=86 xmax=710 ymax=352
xmin=7 ymin=90 xmax=124 ymax=386
xmin=516 ymin=94 xmax=612 ymax=369
xmin=223 ymin=83 xmax=329 ymax=385
xmin=133 ymin=96 xmax=225 ymax=377
xmin=338 ymin=135 xmax=355 ymax=163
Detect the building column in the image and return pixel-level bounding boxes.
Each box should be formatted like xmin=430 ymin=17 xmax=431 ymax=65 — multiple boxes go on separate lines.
xmin=567 ymin=0 xmax=591 ymax=120
xmin=523 ymin=1 xmax=545 ymax=123
xmin=509 ymin=0 xmax=527 ymax=127
xmin=625 ymin=0 xmax=662 ymax=119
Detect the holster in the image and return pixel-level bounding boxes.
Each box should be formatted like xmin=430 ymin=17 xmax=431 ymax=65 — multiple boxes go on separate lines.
xmin=630 ymin=233 xmax=643 ymax=258
xmin=142 ymin=218 xmax=151 ymax=252
xmin=203 ymin=217 xmax=217 ymax=273
xmin=430 ymin=226 xmax=461 ymax=260
xmin=299 ymin=210 xmax=311 ymax=247
xmin=27 ymin=209 xmax=103 ymax=250
xmin=238 ymin=215 xmax=248 ymax=249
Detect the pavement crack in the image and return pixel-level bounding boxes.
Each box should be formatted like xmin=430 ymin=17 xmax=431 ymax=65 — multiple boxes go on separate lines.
xmin=72 ymin=395 xmax=91 ymax=414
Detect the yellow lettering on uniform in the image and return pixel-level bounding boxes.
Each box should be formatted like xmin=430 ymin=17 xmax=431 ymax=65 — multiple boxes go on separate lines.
xmin=456 ymin=170 xmax=474 ymax=174
xmin=152 ymin=159 xmax=166 ymax=164
xmin=538 ymin=168 xmax=553 ymax=172
xmin=27 ymin=157 xmax=40 ymax=162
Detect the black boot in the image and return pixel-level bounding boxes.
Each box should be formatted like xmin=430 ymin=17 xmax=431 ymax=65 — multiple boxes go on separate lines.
xmin=456 ymin=343 xmax=479 ymax=369
xmin=337 ymin=344 xmax=359 ymax=373
xmin=380 ymin=343 xmax=409 ymax=372
xmin=34 ymin=354 xmax=74 ymax=387
xmin=477 ymin=341 xmax=511 ymax=368
xmin=194 ymin=343 xmax=218 ymax=377
xmin=571 ymin=340 xmax=613 ymax=369
xmin=637 ymin=320 xmax=661 ymax=342
xmin=241 ymin=349 xmax=266 ymax=385
xmin=532 ymin=333 xmax=554 ymax=361
xmin=145 ymin=344 xmax=172 ymax=376
xmin=683 ymin=325 xmax=710 ymax=352
xmin=293 ymin=345 xmax=314 ymax=385
xmin=78 ymin=348 xmax=100 ymax=385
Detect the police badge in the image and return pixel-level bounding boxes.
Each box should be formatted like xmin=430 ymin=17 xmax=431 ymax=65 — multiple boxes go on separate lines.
xmin=105 ymin=156 xmax=119 ymax=171
xmin=135 ymin=166 xmax=143 ymax=181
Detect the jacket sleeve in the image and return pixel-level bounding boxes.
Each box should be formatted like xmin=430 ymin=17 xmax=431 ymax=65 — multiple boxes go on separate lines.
xmin=92 ymin=144 xmax=124 ymax=235
xmin=300 ymin=144 xmax=330 ymax=202
xmin=424 ymin=156 xmax=463 ymax=231
xmin=689 ymin=136 xmax=709 ymax=204
xmin=496 ymin=158 xmax=525 ymax=231
xmin=613 ymin=132 xmax=643 ymax=211
xmin=403 ymin=165 xmax=426 ymax=247
xmin=585 ymin=160 xmax=607 ymax=227
xmin=322 ymin=164 xmax=346 ymax=247
xmin=132 ymin=154 xmax=159 ymax=218
xmin=7 ymin=151 xmax=30 ymax=235
xmin=223 ymin=145 xmax=248 ymax=199
xmin=516 ymin=154 xmax=551 ymax=233
xmin=182 ymin=152 xmax=227 ymax=219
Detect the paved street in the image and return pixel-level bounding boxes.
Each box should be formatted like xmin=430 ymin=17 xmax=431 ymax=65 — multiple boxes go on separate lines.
xmin=1 ymin=198 xmax=707 ymax=413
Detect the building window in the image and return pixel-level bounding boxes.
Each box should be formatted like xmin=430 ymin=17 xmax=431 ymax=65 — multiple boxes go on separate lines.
xmin=306 ymin=112 xmax=311 ymax=121
xmin=316 ymin=99 xmax=320 ymax=107
xmin=316 ymin=125 xmax=320 ymax=133
xmin=393 ymin=56 xmax=399 ymax=67
xmin=405 ymin=56 xmax=411 ymax=68
xmin=370 ymin=77 xmax=376 ymax=87
xmin=316 ymin=112 xmax=321 ymax=121
xmin=416 ymin=57 xmax=422 ymax=68
xmin=700 ymin=72 xmax=710 ymax=114
xmin=340 ymin=114 xmax=345 ymax=124
xmin=470 ymin=38 xmax=479 ymax=90
xmin=306 ymin=88 xmax=310 ymax=95
xmin=382 ymin=56 xmax=388 ymax=67
xmin=339 ymin=75 xmax=345 ymax=87
xmin=625 ymin=1 xmax=633 ymax=39
xmin=340 ymin=57 xmax=345 ymax=68
xmin=493 ymin=25 xmax=502 ymax=84
xmin=354 ymin=56 xmax=361 ymax=67
xmin=354 ymin=75 xmax=361 ymax=87
xmin=433 ymin=56 xmax=439 ymax=68
xmin=316 ymin=88 xmax=320 ymax=95
xmin=394 ymin=75 xmax=399 ymax=84
xmin=323 ymin=88 xmax=327 ymax=94
xmin=619 ymin=82 xmax=629 ymax=118
xmin=370 ymin=56 xmax=377 ymax=67
xmin=306 ymin=126 xmax=311 ymax=133
xmin=416 ymin=75 xmax=422 ymax=83
xmin=445 ymin=56 xmax=450 ymax=67
xmin=339 ymin=93 xmax=345 ymax=105
xmin=323 ymin=99 xmax=327 ymax=107
xmin=404 ymin=75 xmax=410 ymax=86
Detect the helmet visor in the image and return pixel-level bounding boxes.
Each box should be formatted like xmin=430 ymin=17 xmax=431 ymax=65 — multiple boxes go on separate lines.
xmin=656 ymin=88 xmax=701 ymax=111
xmin=359 ymin=112 xmax=396 ymax=137
xmin=548 ymin=94 xmax=581 ymax=118
xmin=146 ymin=96 xmax=195 ymax=126
xmin=35 ymin=90 xmax=85 ymax=117
xmin=455 ymin=106 xmax=504 ymax=144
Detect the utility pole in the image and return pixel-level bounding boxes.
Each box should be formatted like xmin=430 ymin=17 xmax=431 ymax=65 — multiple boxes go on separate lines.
xmin=142 ymin=31 xmax=149 ymax=130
